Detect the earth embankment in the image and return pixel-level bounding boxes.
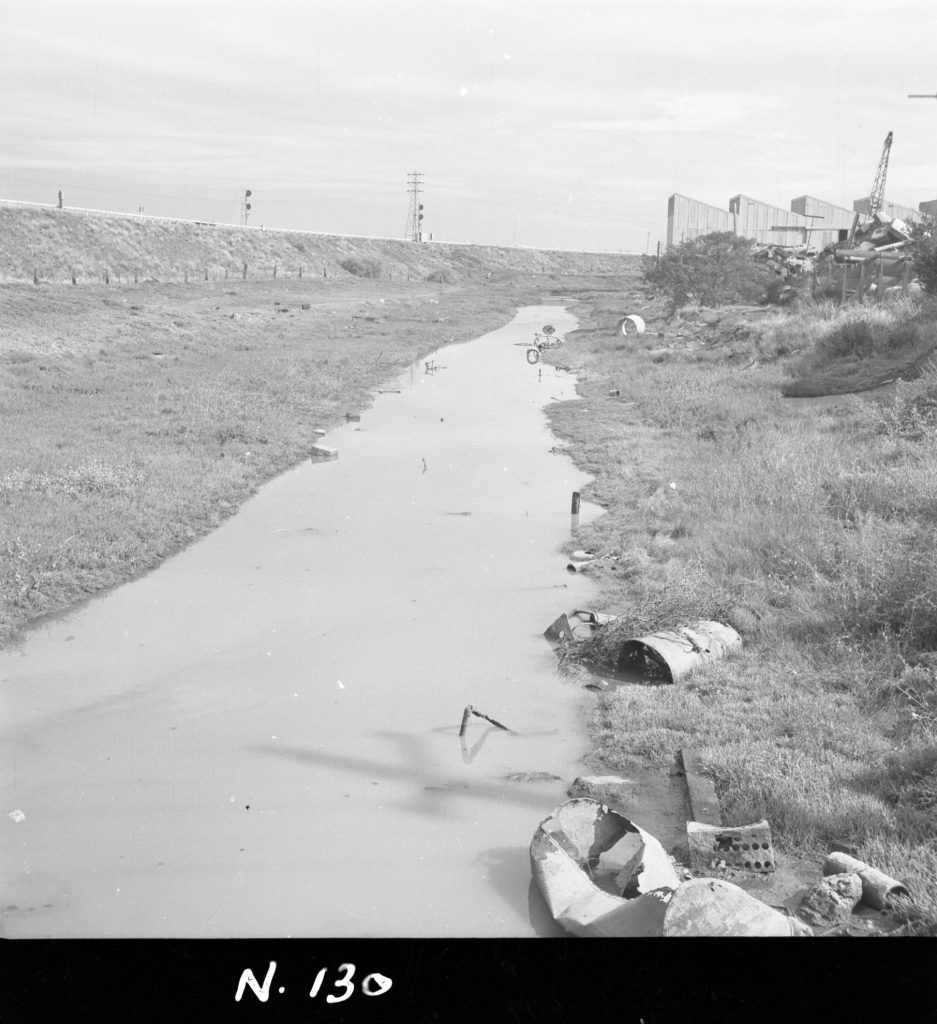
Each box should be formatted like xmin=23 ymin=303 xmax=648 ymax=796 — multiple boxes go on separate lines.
xmin=0 ymin=202 xmax=634 ymax=285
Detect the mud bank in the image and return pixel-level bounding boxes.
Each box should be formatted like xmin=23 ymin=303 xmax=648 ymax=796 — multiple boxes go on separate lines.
xmin=1 ymin=305 xmax=602 ymax=937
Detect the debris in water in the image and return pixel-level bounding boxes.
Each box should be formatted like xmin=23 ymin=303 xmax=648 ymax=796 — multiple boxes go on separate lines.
xmin=543 ymin=609 xmax=617 ymax=645
xmin=459 ymin=704 xmax=510 ymax=737
xmin=8 ymin=810 xmax=26 ymax=823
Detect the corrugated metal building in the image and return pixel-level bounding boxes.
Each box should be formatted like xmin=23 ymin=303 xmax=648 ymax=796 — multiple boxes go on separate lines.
xmin=853 ymin=197 xmax=921 ymax=223
xmin=667 ymin=194 xmax=732 ymax=246
xmin=667 ymin=190 xmax=929 ymax=248
xmin=790 ymin=196 xmax=855 ymax=249
xmin=729 ymin=194 xmax=818 ymax=247
xmin=919 ymin=199 xmax=937 ymax=220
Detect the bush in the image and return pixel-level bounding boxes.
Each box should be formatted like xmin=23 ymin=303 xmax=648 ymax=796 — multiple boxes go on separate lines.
xmin=642 ymin=232 xmax=771 ymax=309
xmin=425 ymin=269 xmax=454 ymax=284
xmin=781 ymin=309 xmax=937 ymax=397
xmin=338 ymin=257 xmax=381 ymax=279
xmin=907 ymin=218 xmax=937 ymax=294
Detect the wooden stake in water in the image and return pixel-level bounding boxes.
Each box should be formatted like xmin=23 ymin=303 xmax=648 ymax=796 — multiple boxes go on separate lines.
xmin=571 ymin=491 xmax=581 ymax=533
xmin=459 ymin=704 xmax=510 ymax=737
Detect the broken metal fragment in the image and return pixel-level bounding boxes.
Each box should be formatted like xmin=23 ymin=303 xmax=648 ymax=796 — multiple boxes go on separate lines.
xmin=530 ymin=800 xmax=809 ymax=937
xmin=543 ymin=609 xmax=617 ymax=645
xmin=686 ymin=820 xmax=776 ymax=873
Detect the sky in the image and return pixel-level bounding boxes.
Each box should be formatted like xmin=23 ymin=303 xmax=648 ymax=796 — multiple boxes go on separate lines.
xmin=2 ymin=0 xmax=937 ymax=253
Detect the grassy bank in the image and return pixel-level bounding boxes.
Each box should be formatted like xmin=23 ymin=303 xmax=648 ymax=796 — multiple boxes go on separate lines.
xmin=0 ymin=202 xmax=632 ymax=285
xmin=0 ymin=275 xmax=534 ymax=644
xmin=545 ymin=280 xmax=937 ymax=929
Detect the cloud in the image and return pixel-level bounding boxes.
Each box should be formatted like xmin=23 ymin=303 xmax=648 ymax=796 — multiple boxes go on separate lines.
xmin=555 ymin=91 xmax=787 ymax=136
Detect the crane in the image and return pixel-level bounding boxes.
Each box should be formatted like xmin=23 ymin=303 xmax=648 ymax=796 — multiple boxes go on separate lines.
xmin=846 ymin=130 xmax=893 ymax=246
xmin=868 ymin=130 xmax=893 ymax=219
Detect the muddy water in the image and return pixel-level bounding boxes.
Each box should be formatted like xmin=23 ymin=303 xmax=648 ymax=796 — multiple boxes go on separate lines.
xmin=1 ymin=305 xmax=602 ymax=938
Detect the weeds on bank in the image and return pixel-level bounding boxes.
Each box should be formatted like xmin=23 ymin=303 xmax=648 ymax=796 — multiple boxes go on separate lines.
xmin=779 ymin=296 xmax=937 ymax=396
xmin=550 ymin=291 xmax=937 ymax=925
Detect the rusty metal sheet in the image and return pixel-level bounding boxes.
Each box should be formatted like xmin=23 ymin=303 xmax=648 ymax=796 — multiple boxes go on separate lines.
xmin=617 ymin=621 xmax=741 ymax=683
xmin=687 ymin=819 xmax=776 ymax=873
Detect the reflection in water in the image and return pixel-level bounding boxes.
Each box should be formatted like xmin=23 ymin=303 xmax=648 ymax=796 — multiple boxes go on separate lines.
xmin=460 ymin=725 xmax=500 ymax=764
xmin=0 ymin=305 xmax=595 ymax=937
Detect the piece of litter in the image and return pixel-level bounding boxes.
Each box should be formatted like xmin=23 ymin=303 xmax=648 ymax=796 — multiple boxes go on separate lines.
xmin=338 ymin=681 xmax=345 ymax=689
xmin=9 ymin=810 xmax=26 ymax=823
xmin=669 ymin=481 xmax=676 ymax=489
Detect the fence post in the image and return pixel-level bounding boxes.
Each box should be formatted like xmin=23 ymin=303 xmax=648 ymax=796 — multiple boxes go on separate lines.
xmin=71 ymin=270 xmax=77 ymax=286
xmin=299 ymin=264 xmax=303 ymax=279
xmin=104 ymin=270 xmax=110 ymax=285
xmin=204 ymin=267 xmax=208 ymax=281
xmin=225 ymin=267 xmax=229 ymax=280
xmin=273 ymin=264 xmax=277 ymax=279
xmin=243 ymin=262 xmax=248 ymax=280
xmin=33 ymin=267 xmax=38 ymax=286
xmin=184 ymin=269 xmax=188 ymax=283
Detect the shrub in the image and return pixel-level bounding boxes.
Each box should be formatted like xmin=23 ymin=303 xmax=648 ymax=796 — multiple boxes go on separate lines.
xmin=642 ymin=232 xmax=771 ymax=309
xmin=338 ymin=257 xmax=381 ymax=279
xmin=425 ymin=269 xmax=454 ymax=284
xmin=907 ymin=218 xmax=937 ymax=294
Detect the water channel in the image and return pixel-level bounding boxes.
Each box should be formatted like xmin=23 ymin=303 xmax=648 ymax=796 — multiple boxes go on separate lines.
xmin=1 ymin=305 xmax=601 ymax=938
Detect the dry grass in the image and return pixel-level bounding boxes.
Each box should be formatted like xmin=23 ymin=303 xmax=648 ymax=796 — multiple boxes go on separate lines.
xmin=545 ymin=286 xmax=937 ymax=926
xmin=0 ymin=275 xmax=532 ymax=644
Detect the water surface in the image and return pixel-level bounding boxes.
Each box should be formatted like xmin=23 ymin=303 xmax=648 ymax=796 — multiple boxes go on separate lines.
xmin=1 ymin=305 xmax=600 ymax=937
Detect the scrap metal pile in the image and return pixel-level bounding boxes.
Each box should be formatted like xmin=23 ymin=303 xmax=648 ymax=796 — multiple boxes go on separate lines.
xmin=749 ymin=243 xmax=816 ymax=305
xmin=814 ymin=213 xmax=918 ymax=303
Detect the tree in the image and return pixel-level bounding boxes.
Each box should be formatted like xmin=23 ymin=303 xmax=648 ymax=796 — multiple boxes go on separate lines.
xmin=642 ymin=231 xmax=771 ymax=309
xmin=906 ymin=218 xmax=937 ymax=294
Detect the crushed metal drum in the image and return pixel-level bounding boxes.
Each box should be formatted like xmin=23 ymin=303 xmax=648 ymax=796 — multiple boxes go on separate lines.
xmin=617 ymin=621 xmax=741 ymax=683
xmin=529 ymin=800 xmax=808 ymax=937
xmin=529 ymin=799 xmax=681 ymax=937
xmin=687 ymin=820 xmax=776 ymax=873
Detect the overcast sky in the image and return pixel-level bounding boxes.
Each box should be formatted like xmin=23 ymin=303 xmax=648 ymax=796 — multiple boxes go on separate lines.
xmin=2 ymin=0 xmax=936 ymax=253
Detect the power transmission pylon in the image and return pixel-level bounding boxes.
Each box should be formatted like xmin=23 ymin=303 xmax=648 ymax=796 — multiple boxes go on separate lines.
xmin=405 ymin=172 xmax=424 ymax=241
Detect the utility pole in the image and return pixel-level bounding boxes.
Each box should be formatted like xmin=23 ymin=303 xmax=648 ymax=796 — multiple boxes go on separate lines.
xmin=405 ymin=172 xmax=424 ymax=241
